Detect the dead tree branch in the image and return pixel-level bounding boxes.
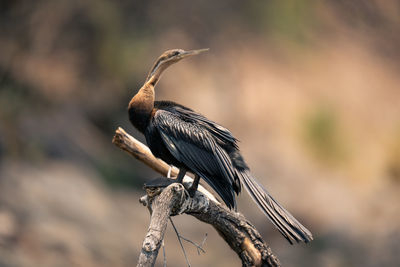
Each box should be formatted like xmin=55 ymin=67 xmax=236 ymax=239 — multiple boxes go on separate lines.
xmin=113 ymin=127 xmax=281 ymax=267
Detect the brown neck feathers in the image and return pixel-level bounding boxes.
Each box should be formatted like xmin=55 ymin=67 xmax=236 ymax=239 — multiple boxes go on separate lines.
xmin=128 ymin=84 xmax=155 ymax=133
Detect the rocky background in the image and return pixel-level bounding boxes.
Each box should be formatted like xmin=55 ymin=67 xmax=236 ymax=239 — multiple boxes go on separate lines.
xmin=1 ymin=0 xmax=400 ymax=266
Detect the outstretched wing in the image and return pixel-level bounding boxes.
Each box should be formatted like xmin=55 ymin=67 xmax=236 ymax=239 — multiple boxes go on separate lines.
xmin=153 ymin=109 xmax=238 ymax=208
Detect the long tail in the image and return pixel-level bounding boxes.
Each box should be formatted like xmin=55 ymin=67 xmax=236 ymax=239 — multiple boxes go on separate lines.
xmin=238 ymin=170 xmax=313 ymax=244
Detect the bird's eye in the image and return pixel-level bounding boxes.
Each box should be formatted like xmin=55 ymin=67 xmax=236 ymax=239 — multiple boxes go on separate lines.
xmin=173 ymin=51 xmax=179 ymax=56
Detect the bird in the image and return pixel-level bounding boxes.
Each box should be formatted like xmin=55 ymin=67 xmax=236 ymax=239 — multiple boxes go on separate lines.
xmin=128 ymin=48 xmax=313 ymax=244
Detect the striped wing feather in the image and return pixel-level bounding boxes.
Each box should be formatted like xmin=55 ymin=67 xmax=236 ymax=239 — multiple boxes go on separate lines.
xmin=154 ymin=109 xmax=238 ymax=208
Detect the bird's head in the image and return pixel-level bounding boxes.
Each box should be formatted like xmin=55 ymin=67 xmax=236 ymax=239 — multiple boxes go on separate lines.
xmin=145 ymin=48 xmax=209 ymax=84
xmin=158 ymin=48 xmax=209 ymax=63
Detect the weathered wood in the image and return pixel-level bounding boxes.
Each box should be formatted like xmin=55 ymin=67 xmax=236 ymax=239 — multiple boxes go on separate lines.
xmin=113 ymin=127 xmax=176 ymax=176
xmin=113 ymin=127 xmax=281 ymax=267
xmin=137 ymin=183 xmax=186 ymax=267
xmin=191 ymin=199 xmax=280 ymax=267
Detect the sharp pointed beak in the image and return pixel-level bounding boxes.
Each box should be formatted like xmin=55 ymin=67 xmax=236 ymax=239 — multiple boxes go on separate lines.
xmin=181 ymin=48 xmax=209 ymax=58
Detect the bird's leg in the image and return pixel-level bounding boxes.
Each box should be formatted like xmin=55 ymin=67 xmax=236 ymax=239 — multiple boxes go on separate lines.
xmin=188 ymin=174 xmax=200 ymax=198
xmin=176 ymin=168 xmax=187 ymax=183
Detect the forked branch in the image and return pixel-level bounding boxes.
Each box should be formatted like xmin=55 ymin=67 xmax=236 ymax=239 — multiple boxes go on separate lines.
xmin=112 ymin=127 xmax=281 ymax=267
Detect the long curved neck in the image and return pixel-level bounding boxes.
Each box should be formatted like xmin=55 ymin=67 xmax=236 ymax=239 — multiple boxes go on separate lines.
xmin=128 ymin=57 xmax=175 ymax=132
xmin=145 ymin=58 xmax=175 ymax=86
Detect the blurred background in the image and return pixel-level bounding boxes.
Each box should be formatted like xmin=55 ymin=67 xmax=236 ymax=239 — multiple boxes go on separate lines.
xmin=1 ymin=0 xmax=400 ymax=266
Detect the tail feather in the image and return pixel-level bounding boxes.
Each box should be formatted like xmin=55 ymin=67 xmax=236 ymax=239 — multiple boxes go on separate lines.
xmin=238 ymin=170 xmax=313 ymax=244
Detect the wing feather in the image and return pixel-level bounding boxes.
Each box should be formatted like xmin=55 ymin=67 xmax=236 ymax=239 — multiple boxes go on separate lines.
xmin=154 ymin=110 xmax=237 ymax=208
xmin=167 ymin=105 xmax=238 ymax=147
xmin=151 ymin=105 xmax=313 ymax=243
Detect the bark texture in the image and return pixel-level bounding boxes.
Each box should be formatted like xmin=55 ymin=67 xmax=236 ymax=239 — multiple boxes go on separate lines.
xmin=113 ymin=127 xmax=281 ymax=267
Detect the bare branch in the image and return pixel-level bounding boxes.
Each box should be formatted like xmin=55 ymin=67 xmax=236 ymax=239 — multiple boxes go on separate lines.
xmin=113 ymin=127 xmax=218 ymax=203
xmin=169 ymin=218 xmax=191 ymax=267
xmin=137 ymin=183 xmax=186 ymax=267
xmin=113 ymin=127 xmax=281 ymax=267
xmin=112 ymin=127 xmax=175 ymax=176
xmin=177 ymin=232 xmax=207 ymax=255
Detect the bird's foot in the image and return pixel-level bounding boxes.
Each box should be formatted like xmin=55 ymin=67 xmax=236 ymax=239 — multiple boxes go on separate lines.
xmin=144 ymin=177 xmax=176 ymax=188
xmin=187 ymin=186 xmax=197 ymax=198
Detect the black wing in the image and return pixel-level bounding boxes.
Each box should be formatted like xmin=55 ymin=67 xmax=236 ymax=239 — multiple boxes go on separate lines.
xmin=152 ymin=104 xmax=313 ymax=243
xmin=152 ymin=109 xmax=238 ymax=208
xmin=174 ymin=107 xmax=238 ymax=148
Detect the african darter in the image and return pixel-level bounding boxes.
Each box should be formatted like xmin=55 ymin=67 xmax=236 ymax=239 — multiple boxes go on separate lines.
xmin=128 ymin=49 xmax=313 ymax=244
